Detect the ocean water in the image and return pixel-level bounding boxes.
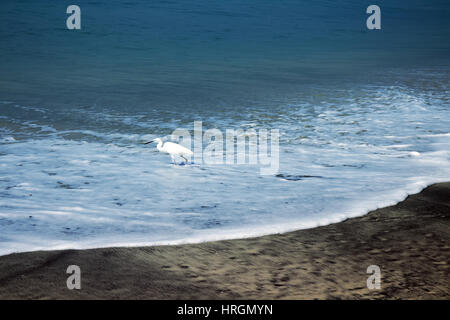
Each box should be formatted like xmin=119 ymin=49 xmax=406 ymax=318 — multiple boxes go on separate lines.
xmin=0 ymin=0 xmax=449 ymax=255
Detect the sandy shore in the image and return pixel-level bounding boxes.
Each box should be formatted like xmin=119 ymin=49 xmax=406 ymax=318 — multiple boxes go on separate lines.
xmin=0 ymin=182 xmax=448 ymax=299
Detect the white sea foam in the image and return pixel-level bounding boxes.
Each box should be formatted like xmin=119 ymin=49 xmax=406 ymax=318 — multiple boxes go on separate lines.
xmin=0 ymin=82 xmax=449 ymax=256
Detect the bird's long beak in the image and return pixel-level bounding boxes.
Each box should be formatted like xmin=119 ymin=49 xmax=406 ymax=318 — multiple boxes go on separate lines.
xmin=143 ymin=139 xmax=157 ymax=145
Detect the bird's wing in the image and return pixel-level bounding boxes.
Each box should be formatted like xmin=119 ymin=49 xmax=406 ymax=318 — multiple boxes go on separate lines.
xmin=165 ymin=142 xmax=193 ymax=155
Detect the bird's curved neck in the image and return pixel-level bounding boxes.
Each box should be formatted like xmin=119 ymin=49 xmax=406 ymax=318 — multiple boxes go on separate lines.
xmin=156 ymin=141 xmax=164 ymax=151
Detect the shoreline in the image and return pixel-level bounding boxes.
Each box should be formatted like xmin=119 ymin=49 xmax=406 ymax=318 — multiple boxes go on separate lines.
xmin=0 ymin=181 xmax=441 ymax=257
xmin=0 ymin=182 xmax=449 ymax=299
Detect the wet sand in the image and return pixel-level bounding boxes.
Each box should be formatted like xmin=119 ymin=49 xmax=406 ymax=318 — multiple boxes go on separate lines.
xmin=0 ymin=182 xmax=449 ymax=299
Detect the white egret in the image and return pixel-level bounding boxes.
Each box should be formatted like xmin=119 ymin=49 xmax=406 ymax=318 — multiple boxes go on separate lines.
xmin=144 ymin=138 xmax=193 ymax=164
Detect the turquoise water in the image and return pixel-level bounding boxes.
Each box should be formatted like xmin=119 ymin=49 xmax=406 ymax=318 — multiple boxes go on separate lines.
xmin=0 ymin=1 xmax=449 ymax=254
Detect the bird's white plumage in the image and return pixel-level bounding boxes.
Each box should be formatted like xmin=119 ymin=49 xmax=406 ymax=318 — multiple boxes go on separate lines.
xmin=152 ymin=138 xmax=193 ymax=164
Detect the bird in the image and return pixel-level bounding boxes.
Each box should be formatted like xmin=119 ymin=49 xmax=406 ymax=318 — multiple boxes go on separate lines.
xmin=144 ymin=138 xmax=193 ymax=164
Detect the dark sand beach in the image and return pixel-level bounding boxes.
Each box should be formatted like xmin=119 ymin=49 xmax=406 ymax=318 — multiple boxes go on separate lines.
xmin=0 ymin=182 xmax=448 ymax=299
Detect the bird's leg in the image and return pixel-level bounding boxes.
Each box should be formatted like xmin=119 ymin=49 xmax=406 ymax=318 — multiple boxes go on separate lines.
xmin=171 ymin=155 xmax=177 ymax=165
xmin=182 ymin=156 xmax=188 ymax=165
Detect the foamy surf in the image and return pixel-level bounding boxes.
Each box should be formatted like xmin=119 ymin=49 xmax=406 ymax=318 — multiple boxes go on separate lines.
xmin=1 ymin=76 xmax=450 ymax=255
